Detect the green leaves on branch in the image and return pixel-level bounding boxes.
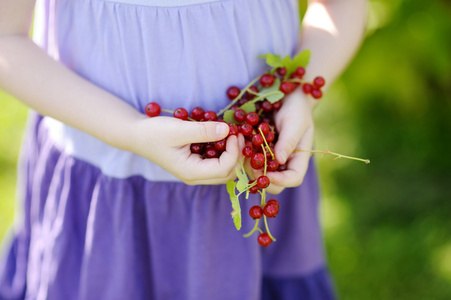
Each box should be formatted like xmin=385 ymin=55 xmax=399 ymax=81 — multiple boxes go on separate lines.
xmin=223 ymin=110 xmax=236 ymax=124
xmin=258 ymin=50 xmax=311 ymax=76
xmin=240 ymin=101 xmax=256 ymax=114
xmin=258 ymin=78 xmax=284 ymax=103
xmin=223 ymin=101 xmax=256 ymax=124
xmin=227 ymin=161 xmax=254 ymax=231
xmin=227 ymin=180 xmax=241 ymax=230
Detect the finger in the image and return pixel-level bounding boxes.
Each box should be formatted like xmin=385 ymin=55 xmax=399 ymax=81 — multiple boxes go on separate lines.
xmin=274 ymin=118 xmax=306 ymax=166
xmin=176 ymin=120 xmax=230 ymax=145
xmin=267 ymin=126 xmax=314 ymax=187
xmin=179 ymin=135 xmax=240 ymax=181
xmin=236 ymin=133 xmax=246 ymax=162
xmin=183 ymin=162 xmax=239 ymax=185
xmin=265 ymin=183 xmax=285 ymax=195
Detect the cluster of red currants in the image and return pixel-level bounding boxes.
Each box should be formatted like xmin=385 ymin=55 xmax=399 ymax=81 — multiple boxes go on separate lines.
xmin=144 ymin=66 xmax=324 ymax=247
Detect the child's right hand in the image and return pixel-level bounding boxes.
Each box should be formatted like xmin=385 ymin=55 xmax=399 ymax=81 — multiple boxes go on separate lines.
xmin=127 ymin=115 xmax=244 ymax=185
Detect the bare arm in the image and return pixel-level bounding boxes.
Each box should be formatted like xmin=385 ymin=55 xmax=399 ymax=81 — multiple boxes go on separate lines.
xmin=299 ymin=0 xmax=367 ymax=89
xmin=256 ymin=0 xmax=368 ymax=193
xmin=0 ymin=0 xmax=241 ymax=185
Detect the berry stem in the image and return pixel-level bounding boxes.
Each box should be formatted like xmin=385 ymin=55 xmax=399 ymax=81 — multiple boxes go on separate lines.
xmin=243 ymin=218 xmax=261 ymax=237
xmin=260 ymin=189 xmax=276 ymax=241
xmin=217 ymin=76 xmax=261 ymax=116
xmin=264 ymin=215 xmax=277 ymax=242
xmin=161 ymin=108 xmax=196 ymax=121
xmin=258 ymin=127 xmax=275 ymax=161
xmin=295 ymin=148 xmax=370 ymax=164
xmin=288 ymin=78 xmax=304 ymax=84
xmin=161 ymin=108 xmax=174 ymax=114
xmin=249 ymin=91 xmax=282 ymax=104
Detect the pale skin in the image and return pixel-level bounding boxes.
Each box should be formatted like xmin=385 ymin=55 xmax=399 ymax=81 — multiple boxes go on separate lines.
xmin=0 ymin=0 xmax=367 ymax=189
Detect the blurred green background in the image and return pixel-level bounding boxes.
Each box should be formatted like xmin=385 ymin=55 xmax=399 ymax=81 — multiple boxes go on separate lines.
xmin=1 ymin=0 xmax=451 ymax=299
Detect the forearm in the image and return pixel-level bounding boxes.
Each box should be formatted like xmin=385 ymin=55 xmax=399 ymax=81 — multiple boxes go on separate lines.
xmin=299 ymin=0 xmax=367 ymax=92
xmin=0 ymin=35 xmax=145 ymax=151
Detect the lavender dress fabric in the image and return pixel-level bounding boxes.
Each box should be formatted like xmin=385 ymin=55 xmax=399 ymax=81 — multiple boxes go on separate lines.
xmin=0 ymin=0 xmax=336 ymax=299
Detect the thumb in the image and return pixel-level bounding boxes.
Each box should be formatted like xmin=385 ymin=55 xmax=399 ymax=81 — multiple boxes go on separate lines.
xmin=274 ymin=124 xmax=305 ymax=165
xmin=178 ymin=121 xmax=230 ymax=145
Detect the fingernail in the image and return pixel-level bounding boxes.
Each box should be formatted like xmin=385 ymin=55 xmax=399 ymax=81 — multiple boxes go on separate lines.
xmin=216 ymin=123 xmax=229 ymax=137
xmin=279 ymin=150 xmax=287 ymax=164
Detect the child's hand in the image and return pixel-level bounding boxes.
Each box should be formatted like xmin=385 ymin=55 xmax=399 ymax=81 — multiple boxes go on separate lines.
xmin=128 ymin=116 xmax=244 ymax=185
xmin=245 ymin=89 xmax=315 ymax=194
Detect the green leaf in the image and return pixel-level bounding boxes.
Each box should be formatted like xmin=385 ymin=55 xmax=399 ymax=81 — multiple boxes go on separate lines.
xmin=235 ymin=167 xmax=249 ymax=193
xmin=223 ymin=110 xmax=237 ymax=124
xmin=259 ymin=77 xmax=284 ymax=103
xmin=292 ymin=49 xmax=311 ymax=68
xmin=287 ymin=50 xmax=311 ymax=75
xmin=226 ymin=180 xmax=241 ymax=230
xmin=259 ymin=77 xmax=281 ymax=96
xmin=281 ymin=55 xmax=292 ymax=68
xmin=232 ymin=206 xmax=241 ymax=230
xmin=265 ymin=53 xmax=283 ymax=68
xmin=236 ymin=181 xmax=247 ymax=193
xmin=266 ymin=91 xmax=284 ymax=103
xmin=226 ymin=180 xmax=236 ymax=198
xmin=240 ymin=101 xmax=256 ymax=113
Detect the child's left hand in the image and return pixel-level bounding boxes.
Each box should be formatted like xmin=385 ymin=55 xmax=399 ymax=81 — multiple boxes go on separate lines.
xmin=245 ymin=89 xmax=315 ymax=194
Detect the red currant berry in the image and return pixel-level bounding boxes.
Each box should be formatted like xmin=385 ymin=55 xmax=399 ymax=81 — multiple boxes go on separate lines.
xmin=313 ymin=76 xmax=325 ymax=88
xmin=302 ymin=83 xmax=314 ymax=94
xmin=264 ymin=131 xmax=275 ymax=143
xmin=263 ymin=203 xmax=279 ymax=218
xmin=276 ymin=67 xmax=287 ymax=77
xmin=311 ymin=89 xmax=323 ymax=99
xmin=265 ymin=147 xmax=274 ymax=159
xmin=261 ymin=116 xmax=272 ymax=125
xmin=234 ymin=109 xmax=246 ymax=123
xmin=245 ymin=86 xmax=259 ymax=100
xmin=227 ymin=86 xmax=241 ymax=100
xmin=252 ymin=134 xmax=264 ymax=147
xmin=272 ymin=101 xmax=282 ymax=111
xmin=238 ymin=98 xmax=249 ymax=106
xmin=251 ymin=153 xmax=265 ymax=169
xmin=228 ymin=123 xmax=239 ymax=136
xmin=174 ymin=107 xmax=188 ymax=120
xmin=280 ymin=81 xmax=296 ymax=95
xmin=267 ymin=159 xmax=279 ymax=172
xmin=205 ymin=147 xmax=220 ymax=158
xmin=261 ymin=100 xmax=273 ymax=112
xmin=257 ymin=175 xmax=270 ymax=189
xmin=190 ymin=106 xmax=204 ymax=121
xmin=260 ymin=74 xmax=275 ymax=88
xmin=190 ymin=143 xmax=204 ymax=154
xmin=248 ymin=180 xmax=260 ymax=194
xmin=249 ymin=206 xmax=263 ymax=219
xmin=204 ymin=111 xmax=217 ymax=121
xmin=266 ymin=199 xmax=280 ymax=209
xmin=277 ymin=164 xmax=288 ymax=171
xmin=214 ymin=139 xmax=226 ymax=152
xmin=242 ymin=146 xmax=253 ymax=157
xmin=258 ymin=122 xmax=270 ymax=135
xmin=258 ymin=233 xmax=272 ymax=247
xmin=293 ymin=67 xmax=305 ymax=79
xmin=145 ymin=102 xmax=161 ymax=117
xmin=240 ymin=123 xmax=253 ymax=136
xmin=245 ymin=112 xmax=260 ymax=126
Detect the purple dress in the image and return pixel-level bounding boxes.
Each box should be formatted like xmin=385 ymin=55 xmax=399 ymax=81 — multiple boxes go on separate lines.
xmin=0 ymin=0 xmax=335 ymax=299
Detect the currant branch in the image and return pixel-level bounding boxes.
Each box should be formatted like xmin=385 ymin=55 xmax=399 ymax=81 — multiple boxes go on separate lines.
xmin=143 ymin=50 xmax=370 ymax=248
xmin=217 ymin=76 xmax=261 ymax=117
xmin=295 ymin=148 xmax=370 ymax=164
